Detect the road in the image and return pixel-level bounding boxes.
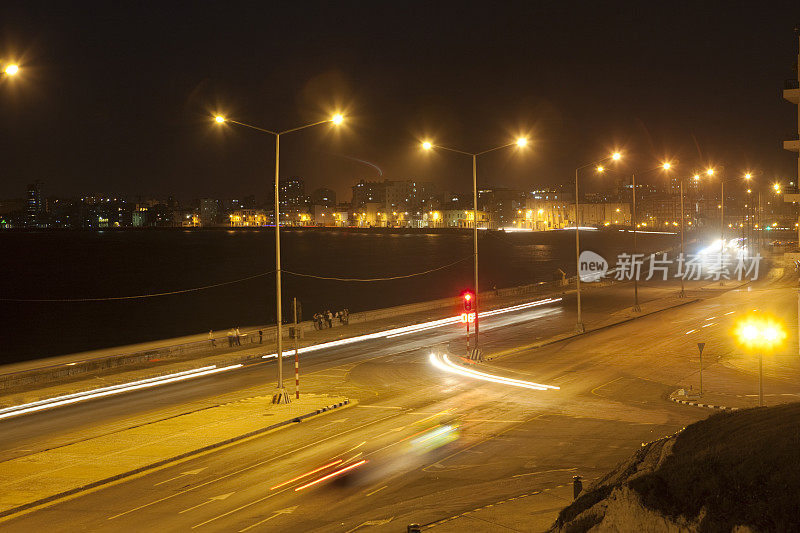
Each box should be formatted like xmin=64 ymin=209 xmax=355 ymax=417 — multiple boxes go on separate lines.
xmin=2 ymin=273 xmax=797 ymax=531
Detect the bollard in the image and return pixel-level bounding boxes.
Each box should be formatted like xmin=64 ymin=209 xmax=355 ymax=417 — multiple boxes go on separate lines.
xmin=572 ymin=475 xmax=582 ymax=499
xmin=407 ymin=524 xmax=421 ymax=533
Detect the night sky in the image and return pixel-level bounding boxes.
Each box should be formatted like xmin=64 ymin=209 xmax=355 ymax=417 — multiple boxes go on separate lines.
xmin=1 ymin=1 xmax=798 ymax=202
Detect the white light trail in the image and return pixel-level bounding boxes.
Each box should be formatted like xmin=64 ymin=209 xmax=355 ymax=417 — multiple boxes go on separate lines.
xmin=0 ymin=364 xmax=243 ymax=421
xmin=428 ymin=353 xmax=559 ymax=391
xmin=263 ymin=297 xmax=562 ymax=358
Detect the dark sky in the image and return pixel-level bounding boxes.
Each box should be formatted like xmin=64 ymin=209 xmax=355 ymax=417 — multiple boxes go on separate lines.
xmin=1 ymin=1 xmax=798 ymax=202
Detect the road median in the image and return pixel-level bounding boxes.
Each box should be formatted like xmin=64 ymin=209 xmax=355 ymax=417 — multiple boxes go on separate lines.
xmin=0 ymin=393 xmax=353 ymax=520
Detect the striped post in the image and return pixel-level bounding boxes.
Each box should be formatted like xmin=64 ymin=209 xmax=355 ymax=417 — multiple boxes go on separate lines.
xmin=293 ymin=298 xmax=300 ymax=400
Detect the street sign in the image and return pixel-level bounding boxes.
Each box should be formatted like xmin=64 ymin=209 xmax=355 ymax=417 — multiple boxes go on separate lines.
xmin=697 ymin=342 xmax=705 ymax=355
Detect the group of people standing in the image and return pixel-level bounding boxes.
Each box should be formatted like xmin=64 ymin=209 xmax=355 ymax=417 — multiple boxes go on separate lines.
xmin=209 ymin=327 xmax=263 ymax=348
xmin=226 ymin=326 xmax=243 ymax=346
xmin=313 ymin=309 xmax=349 ymax=329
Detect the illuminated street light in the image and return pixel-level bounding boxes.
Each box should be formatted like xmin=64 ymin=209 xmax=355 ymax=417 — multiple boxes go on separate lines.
xmin=4 ymin=64 xmax=19 ymax=76
xmin=662 ymin=162 xmax=671 ymax=170
xmin=733 ymin=313 xmax=786 ymax=406
xmin=421 ymin=136 xmax=529 ymax=354
xmin=213 ymin=111 xmax=345 ymax=404
xmin=596 ymin=165 xmax=604 ymax=172
xmin=612 ymin=152 xmax=621 ymax=160
xmin=744 ymin=172 xmax=752 ymax=180
xmin=707 ymin=168 xmax=714 ymax=176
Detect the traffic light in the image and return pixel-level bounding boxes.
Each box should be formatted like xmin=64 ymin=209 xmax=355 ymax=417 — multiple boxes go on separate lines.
xmin=463 ymin=291 xmax=473 ymax=312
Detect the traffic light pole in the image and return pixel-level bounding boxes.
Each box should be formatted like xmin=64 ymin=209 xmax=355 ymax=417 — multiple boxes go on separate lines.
xmin=472 ymin=154 xmax=480 ymax=355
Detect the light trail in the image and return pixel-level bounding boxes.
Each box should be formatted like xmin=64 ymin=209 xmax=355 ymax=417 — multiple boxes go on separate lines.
xmin=263 ymin=297 xmax=562 ymax=356
xmin=4 ymin=297 xmax=560 ymax=421
xmin=429 ymin=353 xmax=559 ymax=391
xmin=293 ymin=459 xmax=368 ymax=491
xmin=685 ymin=329 xmax=696 ymax=335
xmin=269 ymin=460 xmax=343 ymax=490
xmin=0 ymin=364 xmax=243 ymax=421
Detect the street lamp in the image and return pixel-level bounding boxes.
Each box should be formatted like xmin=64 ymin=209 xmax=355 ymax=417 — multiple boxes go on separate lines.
xmin=733 ymin=313 xmax=786 ymax=406
xmin=3 ymin=64 xmax=19 ymax=76
xmin=628 ymin=162 xmax=674 ymax=311
xmin=422 ymin=136 xmax=528 ymax=355
xmin=574 ymin=151 xmax=621 ymax=333
xmin=214 ymin=112 xmax=345 ymax=404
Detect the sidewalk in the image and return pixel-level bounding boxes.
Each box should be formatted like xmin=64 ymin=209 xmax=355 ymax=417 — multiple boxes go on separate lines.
xmin=0 ymin=393 xmax=351 ymax=518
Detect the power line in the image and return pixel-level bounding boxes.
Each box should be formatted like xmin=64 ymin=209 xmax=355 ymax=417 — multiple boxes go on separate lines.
xmin=1 ymin=255 xmax=475 ymax=301
xmin=283 ymin=255 xmax=472 ymax=282
xmin=0 ymin=271 xmax=276 ymax=302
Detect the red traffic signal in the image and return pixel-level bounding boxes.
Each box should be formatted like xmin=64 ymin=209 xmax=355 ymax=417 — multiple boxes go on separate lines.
xmin=462 ymin=291 xmax=474 ymax=312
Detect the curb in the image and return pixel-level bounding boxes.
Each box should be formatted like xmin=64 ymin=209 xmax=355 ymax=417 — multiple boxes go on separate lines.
xmin=0 ymin=398 xmax=354 ymax=520
xmin=669 ymin=395 xmax=738 ymax=411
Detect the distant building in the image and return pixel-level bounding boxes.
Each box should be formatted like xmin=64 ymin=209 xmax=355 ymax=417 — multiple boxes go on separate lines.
xmin=279 ymin=177 xmax=309 ymax=217
xmin=478 ymin=187 xmax=525 ymax=229
xmin=199 ymin=198 xmax=220 ymax=226
xmin=27 ymin=181 xmax=45 ymax=226
xmin=311 ymin=187 xmax=336 ymax=207
xmin=229 ymin=209 xmax=268 ymax=227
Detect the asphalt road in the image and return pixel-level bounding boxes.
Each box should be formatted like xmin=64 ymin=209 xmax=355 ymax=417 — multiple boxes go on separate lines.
xmin=0 ymin=280 xmax=689 ymax=458
xmin=2 ymin=273 xmax=797 ymax=532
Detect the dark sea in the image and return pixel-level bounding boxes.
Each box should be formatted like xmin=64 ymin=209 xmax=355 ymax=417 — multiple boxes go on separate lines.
xmin=0 ymin=228 xmax=677 ymax=363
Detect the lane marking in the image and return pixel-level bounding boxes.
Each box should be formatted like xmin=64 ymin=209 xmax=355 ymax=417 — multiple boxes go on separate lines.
xmin=365 ymin=485 xmax=388 ymax=497
xmin=238 ymin=505 xmax=297 ymax=532
xmin=512 ymin=467 xmax=577 ymax=478
xmin=154 ymin=468 xmax=207 ymax=487
xmin=178 ymin=492 xmax=234 ymax=514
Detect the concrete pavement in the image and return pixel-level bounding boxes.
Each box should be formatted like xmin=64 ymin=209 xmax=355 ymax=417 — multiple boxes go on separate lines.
xmin=0 ymin=393 xmax=350 ymax=517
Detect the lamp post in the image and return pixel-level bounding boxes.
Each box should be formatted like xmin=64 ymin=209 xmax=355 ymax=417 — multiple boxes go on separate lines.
xmin=628 ymin=162 xmax=673 ymax=312
xmin=214 ymin=113 xmax=344 ymax=404
xmin=422 ymin=137 xmax=528 ymax=355
xmin=678 ymin=173 xmax=688 ymax=298
xmin=734 ymin=313 xmax=786 ymax=406
xmin=573 ymin=152 xmax=622 ymax=332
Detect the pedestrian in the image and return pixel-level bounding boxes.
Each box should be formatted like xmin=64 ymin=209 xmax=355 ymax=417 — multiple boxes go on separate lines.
xmin=326 ymin=310 xmax=333 ymax=328
xmin=342 ymin=308 xmax=349 ymax=325
xmin=235 ymin=326 xmax=242 ymax=346
xmin=227 ymin=329 xmax=234 ymax=347
xmin=209 ymin=330 xmax=216 ymax=348
xmin=258 ymin=329 xmax=263 ymax=344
